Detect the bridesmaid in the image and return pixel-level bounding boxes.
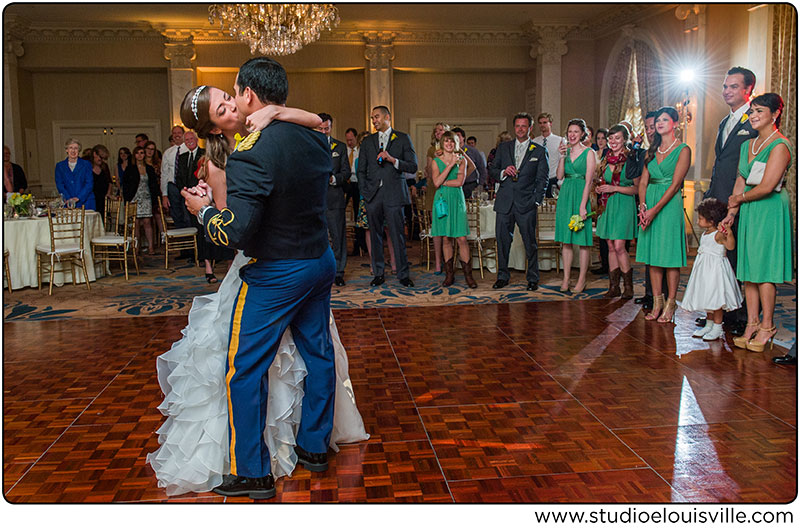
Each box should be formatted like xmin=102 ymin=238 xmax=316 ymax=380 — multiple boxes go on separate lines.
xmin=595 ymin=124 xmax=640 ymax=298
xmin=430 ymin=130 xmax=477 ymax=288
xmin=724 ymin=93 xmax=792 ymax=352
xmin=555 ymin=118 xmax=596 ymax=293
xmin=636 ymin=106 xmax=691 ymax=323
xmin=424 ymin=122 xmax=448 ymax=274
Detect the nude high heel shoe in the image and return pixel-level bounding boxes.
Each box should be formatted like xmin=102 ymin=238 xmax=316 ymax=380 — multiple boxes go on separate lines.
xmin=644 ymin=294 xmax=664 ymax=321
xmin=732 ymin=320 xmax=760 ymax=349
xmin=657 ymin=298 xmax=677 ymax=323
xmin=746 ymin=326 xmax=777 ymax=353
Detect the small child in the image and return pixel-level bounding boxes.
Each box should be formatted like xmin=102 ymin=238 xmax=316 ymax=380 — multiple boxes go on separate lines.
xmin=681 ymin=198 xmax=743 ymax=341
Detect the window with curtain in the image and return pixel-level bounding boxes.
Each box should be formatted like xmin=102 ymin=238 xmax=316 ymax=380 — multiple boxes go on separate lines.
xmin=606 ymin=39 xmax=663 ymax=137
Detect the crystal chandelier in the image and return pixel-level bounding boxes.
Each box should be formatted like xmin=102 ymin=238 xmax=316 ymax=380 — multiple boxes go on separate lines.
xmin=208 ymin=4 xmax=340 ymax=56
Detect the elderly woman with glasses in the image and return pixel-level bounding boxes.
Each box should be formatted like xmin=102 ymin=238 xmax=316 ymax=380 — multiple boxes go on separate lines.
xmin=55 ymin=138 xmax=95 ymax=210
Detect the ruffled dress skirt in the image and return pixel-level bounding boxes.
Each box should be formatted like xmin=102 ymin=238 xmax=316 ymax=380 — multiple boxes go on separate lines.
xmin=146 ymin=251 xmax=369 ymax=496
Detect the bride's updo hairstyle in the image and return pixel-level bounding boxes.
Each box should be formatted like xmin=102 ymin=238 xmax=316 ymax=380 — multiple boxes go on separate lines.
xmin=180 ymin=86 xmax=230 ymax=171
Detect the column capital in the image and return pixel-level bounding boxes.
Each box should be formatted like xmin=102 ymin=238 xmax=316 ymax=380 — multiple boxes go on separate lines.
xmin=522 ymin=23 xmax=574 ymax=63
xmin=4 ymin=14 xmax=28 ymax=60
xmin=363 ymin=32 xmax=395 ymax=70
xmin=163 ymin=35 xmax=196 ymax=69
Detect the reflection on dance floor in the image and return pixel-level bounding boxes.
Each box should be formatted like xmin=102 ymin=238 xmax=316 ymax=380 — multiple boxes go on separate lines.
xmin=3 ymin=299 xmax=795 ymax=503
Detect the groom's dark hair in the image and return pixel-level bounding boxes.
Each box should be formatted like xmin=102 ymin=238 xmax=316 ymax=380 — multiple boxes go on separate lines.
xmin=236 ymin=57 xmax=288 ymax=105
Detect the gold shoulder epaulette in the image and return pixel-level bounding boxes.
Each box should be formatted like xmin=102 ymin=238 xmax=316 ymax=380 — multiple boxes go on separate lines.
xmin=235 ymin=131 xmax=261 ymax=152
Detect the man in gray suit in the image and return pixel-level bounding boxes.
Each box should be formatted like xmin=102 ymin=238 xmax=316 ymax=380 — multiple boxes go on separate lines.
xmin=702 ymin=66 xmax=757 ymax=334
xmin=488 ymin=112 xmax=549 ymax=291
xmin=357 ymin=105 xmax=418 ymax=287
xmin=317 ymin=113 xmax=351 ymax=286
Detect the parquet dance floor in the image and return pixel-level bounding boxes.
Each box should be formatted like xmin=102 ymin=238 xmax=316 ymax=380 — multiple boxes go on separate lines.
xmin=3 ymin=299 xmax=796 ymax=503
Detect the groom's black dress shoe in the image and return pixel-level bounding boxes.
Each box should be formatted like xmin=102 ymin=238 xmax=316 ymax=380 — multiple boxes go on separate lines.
xmin=370 ymin=275 xmax=385 ymax=287
xmin=399 ymin=278 xmax=414 ymax=287
xmin=773 ymin=354 xmax=797 ymax=366
xmin=212 ymin=474 xmax=276 ymax=499
xmin=527 ymin=281 xmax=538 ymax=291
xmin=334 ymin=276 xmax=345 ymax=287
xmin=295 ymin=446 xmax=329 ymax=472
xmin=492 ymin=279 xmax=508 ymax=289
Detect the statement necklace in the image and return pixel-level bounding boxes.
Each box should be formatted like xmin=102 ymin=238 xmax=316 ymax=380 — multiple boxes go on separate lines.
xmin=657 ymin=137 xmax=678 ymax=155
xmin=751 ymin=128 xmax=778 ymax=156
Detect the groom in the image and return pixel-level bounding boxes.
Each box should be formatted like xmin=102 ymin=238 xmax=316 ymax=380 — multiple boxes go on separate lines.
xmin=183 ymin=57 xmax=336 ymax=500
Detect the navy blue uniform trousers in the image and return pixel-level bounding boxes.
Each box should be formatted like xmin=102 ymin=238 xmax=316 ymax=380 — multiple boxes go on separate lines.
xmin=226 ymin=247 xmax=336 ymax=478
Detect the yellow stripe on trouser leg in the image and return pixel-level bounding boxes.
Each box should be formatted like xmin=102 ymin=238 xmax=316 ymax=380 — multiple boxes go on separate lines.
xmin=226 ymin=281 xmax=249 ymax=476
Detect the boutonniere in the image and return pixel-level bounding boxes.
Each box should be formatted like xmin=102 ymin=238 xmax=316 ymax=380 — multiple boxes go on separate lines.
xmin=740 ymin=114 xmax=749 ymax=124
xmin=390 ymin=133 xmax=397 ymax=142
xmin=528 ymin=144 xmax=535 ymax=152
xmin=331 ymin=142 xmax=337 ymax=150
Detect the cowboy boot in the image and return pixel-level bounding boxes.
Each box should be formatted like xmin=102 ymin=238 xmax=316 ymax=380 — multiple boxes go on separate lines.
xmin=461 ymin=260 xmax=477 ymax=289
xmin=604 ymin=268 xmax=621 ymax=298
xmin=442 ymin=258 xmax=455 ymax=287
xmin=621 ymin=269 xmax=634 ymax=299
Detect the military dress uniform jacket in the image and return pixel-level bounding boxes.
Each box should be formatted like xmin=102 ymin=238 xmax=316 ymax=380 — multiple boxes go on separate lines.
xmin=202 ymin=121 xmax=332 ymax=260
xmin=327 ymin=137 xmax=350 ymax=210
xmin=488 ymin=140 xmax=549 ymax=215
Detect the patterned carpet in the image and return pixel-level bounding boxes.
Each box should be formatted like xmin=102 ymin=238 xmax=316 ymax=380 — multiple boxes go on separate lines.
xmin=3 ymin=246 xmax=796 ymax=348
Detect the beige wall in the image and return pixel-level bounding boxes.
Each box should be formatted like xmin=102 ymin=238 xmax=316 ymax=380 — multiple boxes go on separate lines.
xmin=25 ymin=70 xmax=170 ymax=190
xmin=561 ymin=39 xmax=596 ymax=133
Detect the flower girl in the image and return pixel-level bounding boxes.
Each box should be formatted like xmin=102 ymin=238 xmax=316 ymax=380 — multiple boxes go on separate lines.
xmin=681 ymin=198 xmax=743 ymax=341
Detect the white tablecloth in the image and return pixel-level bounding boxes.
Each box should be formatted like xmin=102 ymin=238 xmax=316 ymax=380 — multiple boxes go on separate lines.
xmin=475 ymin=204 xmax=557 ymax=273
xmin=3 ymin=211 xmax=105 ymax=289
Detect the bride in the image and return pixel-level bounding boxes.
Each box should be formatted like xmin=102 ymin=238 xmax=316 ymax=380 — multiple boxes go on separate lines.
xmin=146 ymin=85 xmax=369 ymax=496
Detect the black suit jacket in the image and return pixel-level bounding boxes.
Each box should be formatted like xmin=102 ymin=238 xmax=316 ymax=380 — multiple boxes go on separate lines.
xmin=175 ymin=148 xmax=205 ymax=191
xmin=705 ymin=110 xmax=756 ymax=202
xmin=356 ymin=129 xmax=418 ymax=207
xmin=6 ymin=163 xmax=27 ymax=192
xmin=202 ymin=121 xmax=332 ymax=260
xmin=121 ymin=163 xmax=159 ymax=205
xmin=327 ymin=137 xmax=350 ymax=210
xmin=488 ymin=139 xmax=549 ymax=215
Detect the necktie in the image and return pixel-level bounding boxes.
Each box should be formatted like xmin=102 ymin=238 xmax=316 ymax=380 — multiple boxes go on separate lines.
xmin=173 ymin=148 xmax=181 ymax=182
xmin=348 ymin=149 xmax=354 ymax=167
xmin=542 ymin=136 xmax=547 ymax=147
xmin=721 ymin=114 xmax=736 ymax=146
xmin=515 ymin=142 xmax=525 ymax=168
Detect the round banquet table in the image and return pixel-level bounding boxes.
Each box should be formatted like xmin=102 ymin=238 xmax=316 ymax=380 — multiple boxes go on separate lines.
xmin=3 ymin=211 xmax=105 ymax=290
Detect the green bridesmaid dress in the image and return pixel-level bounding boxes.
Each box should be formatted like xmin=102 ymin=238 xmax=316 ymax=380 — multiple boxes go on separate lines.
xmin=635 ymin=144 xmax=688 ymax=268
xmin=736 ymin=137 xmax=793 ymax=284
xmin=596 ymin=161 xmax=637 ymax=240
xmin=555 ymin=147 xmax=593 ymax=246
xmin=430 ymin=157 xmax=469 ymax=238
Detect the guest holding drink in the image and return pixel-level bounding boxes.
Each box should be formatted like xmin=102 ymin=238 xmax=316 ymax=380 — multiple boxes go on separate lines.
xmin=555 ymin=118 xmax=595 ymax=293
xmin=55 ymin=138 xmax=95 ymax=210
xmin=724 ymin=93 xmax=792 ymax=352
xmin=636 ymin=106 xmax=691 ymax=323
xmin=430 ymin=131 xmax=477 ymax=288
xmin=595 ymin=125 xmax=640 ymax=298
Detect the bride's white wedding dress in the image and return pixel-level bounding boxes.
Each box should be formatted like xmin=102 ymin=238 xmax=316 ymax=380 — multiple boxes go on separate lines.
xmin=147 ymin=251 xmax=369 ymax=496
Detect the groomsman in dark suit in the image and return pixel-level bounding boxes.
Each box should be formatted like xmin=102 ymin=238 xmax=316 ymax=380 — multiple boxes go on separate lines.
xmin=357 ymin=105 xmax=418 ymax=287
xmin=487 ymin=112 xmax=549 ymax=291
xmin=317 ymin=113 xmax=351 ymax=286
xmin=702 ymin=66 xmax=757 ymax=334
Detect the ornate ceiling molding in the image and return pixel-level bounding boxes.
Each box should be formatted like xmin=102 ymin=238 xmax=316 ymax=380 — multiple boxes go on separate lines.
xmin=589 ymin=3 xmax=677 ymax=38
xmin=20 ymin=23 xmax=163 ymax=42
xmin=4 ymin=14 xmax=29 ymax=57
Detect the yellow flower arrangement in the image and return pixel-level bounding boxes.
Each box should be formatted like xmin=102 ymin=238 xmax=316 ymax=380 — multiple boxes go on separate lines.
xmin=8 ymin=193 xmax=33 ymax=217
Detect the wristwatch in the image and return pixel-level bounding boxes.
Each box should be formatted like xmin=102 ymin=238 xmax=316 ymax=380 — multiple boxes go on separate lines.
xmin=197 ymin=204 xmax=213 ymax=225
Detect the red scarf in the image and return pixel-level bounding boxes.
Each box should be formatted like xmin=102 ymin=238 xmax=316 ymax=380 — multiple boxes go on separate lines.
xmin=598 ymin=151 xmax=626 ymax=208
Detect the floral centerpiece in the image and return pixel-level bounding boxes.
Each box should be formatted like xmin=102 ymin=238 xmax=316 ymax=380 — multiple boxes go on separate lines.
xmin=8 ymin=193 xmax=33 ymax=217
xmin=568 ymin=211 xmax=597 ymax=232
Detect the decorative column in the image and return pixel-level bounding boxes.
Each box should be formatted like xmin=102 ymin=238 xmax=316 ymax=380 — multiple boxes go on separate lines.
xmin=162 ymin=32 xmax=196 ymax=128
xmin=525 ymin=24 xmax=570 ymax=131
xmin=4 ymin=15 xmax=27 ymax=161
xmin=363 ymin=32 xmax=395 ymax=129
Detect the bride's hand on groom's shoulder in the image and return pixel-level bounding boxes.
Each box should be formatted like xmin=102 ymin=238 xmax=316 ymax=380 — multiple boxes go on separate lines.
xmin=246 ymin=105 xmax=280 ymax=132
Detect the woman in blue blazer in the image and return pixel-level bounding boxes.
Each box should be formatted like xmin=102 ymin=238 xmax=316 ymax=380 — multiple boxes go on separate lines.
xmin=54 ymin=138 xmax=95 ymax=210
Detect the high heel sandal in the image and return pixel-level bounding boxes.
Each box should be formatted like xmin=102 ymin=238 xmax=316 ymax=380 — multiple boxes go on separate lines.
xmin=644 ymin=294 xmax=664 ymax=321
xmin=657 ymin=298 xmax=677 ymax=323
xmin=746 ymin=326 xmax=777 ymax=352
xmin=572 ymin=279 xmax=586 ymax=294
xmin=731 ymin=320 xmax=760 ymax=349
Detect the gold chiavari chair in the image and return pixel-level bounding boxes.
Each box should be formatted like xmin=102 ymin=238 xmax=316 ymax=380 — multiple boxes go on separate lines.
xmin=36 ymin=206 xmax=91 ymax=295
xmin=413 ymin=193 xmax=434 ymax=270
xmin=158 ymin=199 xmax=198 ymax=269
xmin=4 ymin=249 xmax=12 ymax=293
xmin=91 ymin=201 xmax=139 ymax=280
xmin=465 ymin=198 xmax=497 ymax=278
xmin=103 ymin=195 xmax=124 ymax=235
xmin=536 ymin=197 xmax=561 ymax=272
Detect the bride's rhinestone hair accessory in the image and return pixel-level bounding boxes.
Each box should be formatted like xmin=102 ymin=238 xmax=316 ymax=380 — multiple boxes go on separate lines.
xmin=191 ymin=86 xmax=207 ymax=121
